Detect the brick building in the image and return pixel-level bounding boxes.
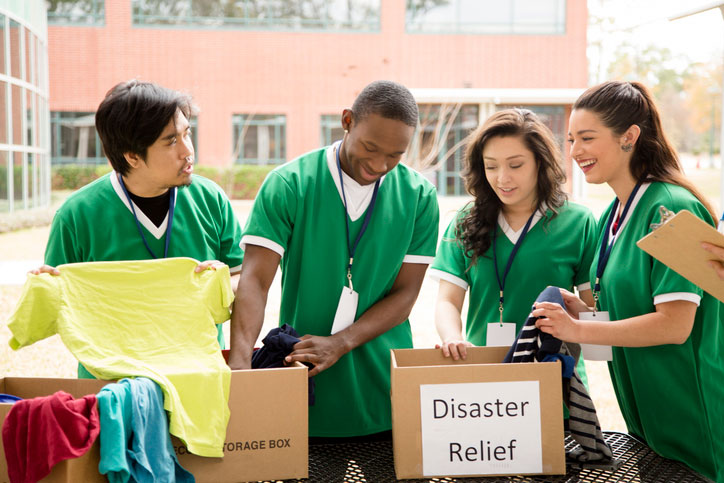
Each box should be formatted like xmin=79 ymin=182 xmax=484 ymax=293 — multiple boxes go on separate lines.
xmin=47 ymin=0 xmax=587 ymax=197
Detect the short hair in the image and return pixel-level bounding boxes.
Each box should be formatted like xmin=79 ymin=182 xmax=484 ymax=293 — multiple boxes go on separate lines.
xmin=351 ymin=80 xmax=419 ymax=128
xmin=95 ymin=80 xmax=196 ymax=175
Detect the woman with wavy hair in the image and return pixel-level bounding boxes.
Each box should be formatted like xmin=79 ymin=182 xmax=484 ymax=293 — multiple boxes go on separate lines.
xmin=429 ymin=108 xmax=597 ymax=379
xmin=533 ymin=81 xmax=723 ymax=481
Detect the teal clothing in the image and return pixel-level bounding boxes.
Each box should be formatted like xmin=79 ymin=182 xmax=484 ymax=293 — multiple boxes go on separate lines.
xmin=592 ymin=182 xmax=724 ymax=482
xmin=44 ymin=172 xmax=243 ymax=366
xmin=242 ymin=145 xmax=439 ymax=436
xmin=430 ymin=202 xmax=596 ymax=384
xmin=97 ymin=378 xmax=194 ymax=483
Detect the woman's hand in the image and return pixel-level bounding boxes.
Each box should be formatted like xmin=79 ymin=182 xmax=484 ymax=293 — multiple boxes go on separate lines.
xmin=435 ymin=340 xmax=474 ymax=361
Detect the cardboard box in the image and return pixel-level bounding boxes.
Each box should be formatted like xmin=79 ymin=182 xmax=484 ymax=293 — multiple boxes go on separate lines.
xmin=0 ymin=365 xmax=308 ymax=483
xmin=391 ymin=346 xmax=564 ymax=479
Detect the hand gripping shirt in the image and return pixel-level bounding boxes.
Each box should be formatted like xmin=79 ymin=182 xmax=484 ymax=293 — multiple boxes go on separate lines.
xmin=241 ymin=144 xmax=439 ymax=437
xmin=591 ymin=182 xmax=724 ymax=482
xmin=43 ymin=172 xmax=243 ymax=347
xmin=7 ymin=258 xmax=234 ymax=457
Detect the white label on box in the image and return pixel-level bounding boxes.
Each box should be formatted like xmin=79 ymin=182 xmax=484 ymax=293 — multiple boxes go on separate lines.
xmin=420 ymin=381 xmax=542 ymax=476
xmin=579 ymin=311 xmax=613 ymax=361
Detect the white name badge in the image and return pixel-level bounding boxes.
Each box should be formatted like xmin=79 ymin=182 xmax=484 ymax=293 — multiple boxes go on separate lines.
xmin=579 ymin=311 xmax=612 ymax=361
xmin=486 ymin=322 xmax=517 ymax=347
xmin=330 ymin=286 xmax=359 ymax=335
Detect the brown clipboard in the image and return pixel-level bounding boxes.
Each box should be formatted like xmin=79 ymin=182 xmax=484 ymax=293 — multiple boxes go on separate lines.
xmin=637 ymin=209 xmax=724 ymax=303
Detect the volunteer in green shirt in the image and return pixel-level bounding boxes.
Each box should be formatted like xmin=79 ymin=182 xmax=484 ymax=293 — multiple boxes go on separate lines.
xmin=535 ymin=80 xmax=724 ymax=482
xmin=228 ymin=80 xmax=439 ymax=437
xmin=33 ymin=80 xmax=244 ymax=376
xmin=430 ymin=109 xmax=596 ymax=387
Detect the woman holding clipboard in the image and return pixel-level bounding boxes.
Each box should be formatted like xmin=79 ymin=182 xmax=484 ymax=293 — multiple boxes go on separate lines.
xmin=429 ymin=108 xmax=597 ymax=384
xmin=534 ymin=81 xmax=723 ymax=482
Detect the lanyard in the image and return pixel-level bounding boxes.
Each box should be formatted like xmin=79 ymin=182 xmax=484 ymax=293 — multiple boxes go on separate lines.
xmin=493 ymin=211 xmax=536 ymax=324
xmin=118 ymin=173 xmax=176 ymax=259
xmin=335 ymin=144 xmax=380 ymax=290
xmin=593 ymin=181 xmax=642 ymax=310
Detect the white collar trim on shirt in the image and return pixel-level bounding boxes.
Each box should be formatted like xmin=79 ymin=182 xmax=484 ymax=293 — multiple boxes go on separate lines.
xmin=606 ymin=182 xmax=651 ymax=247
xmin=326 ymin=141 xmax=386 ymax=222
xmin=110 ymin=171 xmax=171 ymax=240
xmin=497 ymin=204 xmax=548 ymax=244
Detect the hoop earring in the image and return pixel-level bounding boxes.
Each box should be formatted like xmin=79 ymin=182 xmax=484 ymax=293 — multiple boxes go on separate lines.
xmin=621 ymin=143 xmax=633 ymax=152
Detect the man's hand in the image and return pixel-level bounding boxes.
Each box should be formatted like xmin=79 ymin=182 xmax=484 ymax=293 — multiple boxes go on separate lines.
xmin=194 ymin=260 xmax=227 ymax=272
xmin=28 ymin=265 xmax=60 ymax=276
xmin=284 ymin=334 xmax=348 ymax=377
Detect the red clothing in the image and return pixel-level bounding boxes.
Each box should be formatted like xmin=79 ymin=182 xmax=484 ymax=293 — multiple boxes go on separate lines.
xmin=2 ymin=391 xmax=99 ymax=483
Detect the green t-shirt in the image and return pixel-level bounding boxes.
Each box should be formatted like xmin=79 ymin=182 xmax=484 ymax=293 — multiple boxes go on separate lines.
xmin=430 ymin=201 xmax=597 ymax=342
xmin=8 ymin=258 xmax=234 ymax=457
xmin=592 ymin=181 xmax=724 ymax=482
xmin=44 ymin=172 xmax=244 ymax=348
xmin=242 ymin=145 xmax=439 ymax=436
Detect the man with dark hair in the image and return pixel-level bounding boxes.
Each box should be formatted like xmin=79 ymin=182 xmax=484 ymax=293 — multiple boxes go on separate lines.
xmin=228 ymin=80 xmax=439 ymax=438
xmin=36 ymin=80 xmax=243 ymax=377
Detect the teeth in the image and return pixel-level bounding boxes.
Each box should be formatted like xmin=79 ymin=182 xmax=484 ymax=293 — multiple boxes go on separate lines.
xmin=578 ymin=159 xmax=596 ymax=167
xmin=500 ymin=188 xmax=514 ymax=192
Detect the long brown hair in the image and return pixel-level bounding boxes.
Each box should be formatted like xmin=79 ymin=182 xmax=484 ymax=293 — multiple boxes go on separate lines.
xmin=573 ymin=80 xmax=717 ymax=222
xmin=457 ymin=108 xmax=567 ymax=264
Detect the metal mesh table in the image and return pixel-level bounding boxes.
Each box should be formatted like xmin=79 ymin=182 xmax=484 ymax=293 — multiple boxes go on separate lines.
xmin=269 ymin=432 xmax=710 ymax=482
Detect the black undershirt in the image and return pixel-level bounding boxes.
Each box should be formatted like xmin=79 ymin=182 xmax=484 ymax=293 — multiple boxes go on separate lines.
xmin=127 ymin=189 xmax=171 ymax=228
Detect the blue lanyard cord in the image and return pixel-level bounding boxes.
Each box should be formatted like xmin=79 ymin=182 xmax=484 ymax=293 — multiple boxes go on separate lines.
xmin=335 ymin=144 xmax=380 ymax=288
xmin=594 ymin=181 xmax=643 ymax=293
xmin=492 ymin=211 xmax=537 ymax=319
xmin=118 ymin=174 xmax=176 ymax=259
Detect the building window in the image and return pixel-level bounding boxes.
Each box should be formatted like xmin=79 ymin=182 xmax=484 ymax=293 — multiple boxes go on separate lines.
xmin=412 ymin=104 xmax=478 ymax=196
xmin=46 ymin=0 xmax=105 ymax=25
xmin=232 ymin=114 xmax=286 ymax=165
xmin=320 ymin=114 xmax=344 ymax=146
xmin=0 ymin=8 xmax=51 ymax=213
xmin=406 ymin=0 xmax=566 ymax=35
xmin=50 ymin=112 xmax=105 ymax=165
xmin=132 ymin=0 xmax=380 ymax=32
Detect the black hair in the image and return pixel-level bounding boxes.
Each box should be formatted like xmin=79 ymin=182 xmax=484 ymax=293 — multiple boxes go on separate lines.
xmin=350 ymin=80 xmax=419 ymax=127
xmin=95 ymin=80 xmax=196 ymax=175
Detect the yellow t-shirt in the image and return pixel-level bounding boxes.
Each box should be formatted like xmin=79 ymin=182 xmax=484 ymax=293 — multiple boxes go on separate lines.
xmin=7 ymin=257 xmax=233 ymax=457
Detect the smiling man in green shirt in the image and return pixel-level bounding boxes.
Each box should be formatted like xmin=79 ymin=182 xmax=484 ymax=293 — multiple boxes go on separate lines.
xmin=228 ymin=80 xmax=439 ymax=438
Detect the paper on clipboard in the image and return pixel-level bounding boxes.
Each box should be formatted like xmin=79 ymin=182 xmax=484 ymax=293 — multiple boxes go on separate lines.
xmin=636 ymin=209 xmax=724 ymax=303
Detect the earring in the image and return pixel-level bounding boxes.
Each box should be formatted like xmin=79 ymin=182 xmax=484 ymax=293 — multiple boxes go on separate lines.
xmin=344 ymin=129 xmax=348 ymax=133
xmin=621 ymin=143 xmax=633 ymax=152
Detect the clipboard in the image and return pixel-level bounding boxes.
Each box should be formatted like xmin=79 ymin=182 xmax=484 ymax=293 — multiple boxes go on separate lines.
xmin=637 ymin=209 xmax=724 ymax=303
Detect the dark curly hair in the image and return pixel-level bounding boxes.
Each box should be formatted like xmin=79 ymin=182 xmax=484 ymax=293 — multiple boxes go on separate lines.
xmin=573 ymin=80 xmax=717 ymax=222
xmin=457 ymin=108 xmax=567 ymax=265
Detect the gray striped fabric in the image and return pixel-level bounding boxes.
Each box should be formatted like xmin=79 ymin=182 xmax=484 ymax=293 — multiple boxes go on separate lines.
xmin=503 ymin=286 xmax=613 ymax=463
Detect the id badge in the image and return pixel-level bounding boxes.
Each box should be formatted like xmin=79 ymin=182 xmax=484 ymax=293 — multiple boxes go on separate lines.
xmin=330 ymin=286 xmax=359 ymax=335
xmin=486 ymin=322 xmax=517 ymax=347
xmin=579 ymin=311 xmax=612 ymax=361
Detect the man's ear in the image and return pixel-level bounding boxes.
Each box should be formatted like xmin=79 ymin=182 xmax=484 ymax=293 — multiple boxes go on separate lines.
xmin=123 ymin=152 xmax=143 ymax=169
xmin=341 ymin=109 xmax=354 ymax=131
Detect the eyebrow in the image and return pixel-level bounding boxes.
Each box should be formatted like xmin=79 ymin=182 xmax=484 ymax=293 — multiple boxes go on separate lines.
xmin=159 ymin=123 xmax=190 ymax=142
xmin=483 ymin=154 xmax=526 ymax=161
xmin=569 ymin=129 xmax=597 ymax=136
xmin=362 ymin=139 xmax=406 ymax=156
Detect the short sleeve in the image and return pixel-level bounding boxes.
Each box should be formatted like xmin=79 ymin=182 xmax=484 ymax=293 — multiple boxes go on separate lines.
xmin=649 ymin=200 xmax=706 ymax=300
xmin=216 ymin=190 xmax=244 ymax=272
xmin=204 ymin=265 xmax=235 ymax=325
xmin=8 ymin=274 xmax=61 ymax=350
xmin=429 ymin=214 xmax=470 ymax=289
xmin=241 ymin=171 xmax=297 ymax=257
xmin=44 ymin=208 xmax=80 ymax=266
xmin=403 ymin=185 xmax=439 ymax=263
xmin=574 ymin=208 xmax=598 ymax=287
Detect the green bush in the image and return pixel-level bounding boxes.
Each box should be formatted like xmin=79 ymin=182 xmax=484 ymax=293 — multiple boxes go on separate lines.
xmin=46 ymin=163 xmax=275 ymax=199
xmin=51 ymin=165 xmax=112 ymax=190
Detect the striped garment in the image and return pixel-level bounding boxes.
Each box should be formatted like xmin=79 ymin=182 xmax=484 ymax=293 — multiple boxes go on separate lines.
xmin=503 ymin=286 xmax=613 ymax=463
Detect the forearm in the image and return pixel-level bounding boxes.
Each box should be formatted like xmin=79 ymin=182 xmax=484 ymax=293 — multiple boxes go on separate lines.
xmin=334 ymin=283 xmax=420 ymax=355
xmin=573 ymin=309 xmax=694 ymax=347
xmin=229 ymin=279 xmax=269 ymax=362
xmin=435 ymin=300 xmax=465 ymax=342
